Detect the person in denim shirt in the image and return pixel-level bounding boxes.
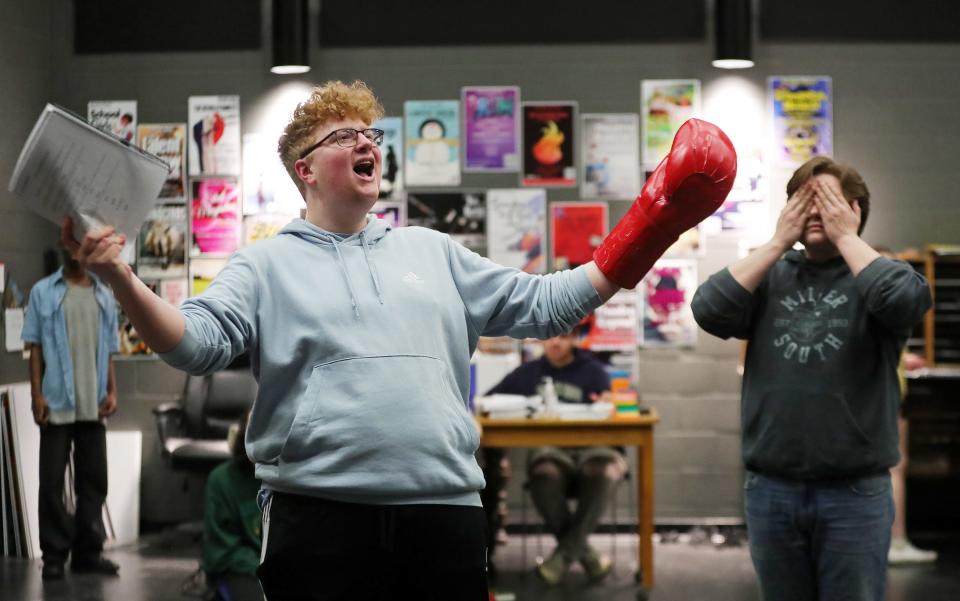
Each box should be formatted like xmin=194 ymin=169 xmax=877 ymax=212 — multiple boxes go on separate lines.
xmin=21 ymin=249 xmax=120 ymax=580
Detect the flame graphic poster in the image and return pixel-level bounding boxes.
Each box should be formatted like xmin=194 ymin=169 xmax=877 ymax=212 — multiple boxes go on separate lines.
xmin=522 ymin=102 xmax=577 ymax=187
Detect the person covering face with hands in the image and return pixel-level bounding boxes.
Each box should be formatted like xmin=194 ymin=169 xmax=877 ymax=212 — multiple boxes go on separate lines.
xmin=692 ymin=156 xmax=931 ymax=601
xmin=63 ymin=80 xmax=736 ymax=600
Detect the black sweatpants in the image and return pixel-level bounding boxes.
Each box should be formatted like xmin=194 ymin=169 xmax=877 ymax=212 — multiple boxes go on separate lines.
xmin=38 ymin=421 xmax=108 ymax=565
xmin=257 ymin=492 xmax=488 ymax=601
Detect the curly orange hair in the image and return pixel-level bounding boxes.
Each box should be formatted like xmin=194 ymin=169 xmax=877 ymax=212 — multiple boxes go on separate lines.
xmin=278 ymin=80 xmax=385 ymax=197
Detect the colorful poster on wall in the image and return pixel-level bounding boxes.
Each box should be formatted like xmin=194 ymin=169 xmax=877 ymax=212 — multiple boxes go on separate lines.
xmin=370 ymin=198 xmax=407 ymax=228
xmin=522 ymin=102 xmax=577 ymax=187
xmin=641 ymin=259 xmax=697 ymax=348
xmin=117 ymin=305 xmax=151 ymax=355
xmin=242 ymin=213 xmax=290 ymax=247
xmin=241 ymin=133 xmax=302 ymax=217
xmin=582 ymin=289 xmax=640 ymax=351
xmin=407 ymin=191 xmax=486 ymax=254
xmin=404 ymin=100 xmax=460 ymax=186
xmin=462 ymin=86 xmax=520 ymax=172
xmin=486 ymin=188 xmax=546 ymax=273
xmin=137 ymin=203 xmax=187 ymax=278
xmin=581 ymin=113 xmax=640 ymax=200
xmin=190 ymin=258 xmax=227 ymax=296
xmin=137 ymin=124 xmax=187 ymax=202
xmin=188 ymin=95 xmax=241 ymax=176
xmin=703 ymin=154 xmax=767 ymax=233
xmin=88 ymin=100 xmax=137 ymax=143
xmin=549 ymin=201 xmax=607 ymax=270
xmin=159 ymin=279 xmax=188 ymax=307
xmin=190 ymin=178 xmax=240 ymax=257
xmin=641 ymin=80 xmax=700 ymax=166
xmin=374 ymin=116 xmax=404 ymax=198
xmin=769 ymin=76 xmax=833 ymax=166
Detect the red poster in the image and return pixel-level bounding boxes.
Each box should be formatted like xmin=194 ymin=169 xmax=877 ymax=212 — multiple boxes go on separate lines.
xmin=549 ymin=202 xmax=608 ymax=270
xmin=522 ymin=102 xmax=577 ymax=187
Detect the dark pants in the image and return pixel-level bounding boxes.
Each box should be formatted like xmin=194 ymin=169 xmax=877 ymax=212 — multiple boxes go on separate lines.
xmin=258 ymin=492 xmax=488 ymax=601
xmin=744 ymin=471 xmax=894 ymax=601
xmin=211 ymin=573 xmax=264 ymax=601
xmin=480 ymin=448 xmax=509 ymax=561
xmin=38 ymin=421 xmax=108 ymax=565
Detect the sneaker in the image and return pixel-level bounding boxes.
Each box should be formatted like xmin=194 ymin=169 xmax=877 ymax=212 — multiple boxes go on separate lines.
xmin=580 ymin=547 xmax=613 ymax=582
xmin=71 ymin=556 xmax=120 ymax=576
xmin=536 ymin=552 xmax=570 ymax=585
xmin=888 ymin=538 xmax=938 ymax=565
xmin=41 ymin=562 xmax=65 ymax=581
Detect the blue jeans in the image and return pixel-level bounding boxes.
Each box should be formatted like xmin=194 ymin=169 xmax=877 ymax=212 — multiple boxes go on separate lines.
xmin=744 ymin=470 xmax=893 ymax=601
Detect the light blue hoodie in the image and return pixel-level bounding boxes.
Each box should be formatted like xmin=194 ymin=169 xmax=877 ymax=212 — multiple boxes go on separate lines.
xmin=160 ymin=217 xmax=602 ymax=506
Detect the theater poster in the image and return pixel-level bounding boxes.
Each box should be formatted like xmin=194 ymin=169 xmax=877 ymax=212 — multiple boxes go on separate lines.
xmin=242 ymin=132 xmax=302 ymax=217
xmin=404 ymin=100 xmax=461 ymax=186
xmin=641 ymin=259 xmax=697 ymax=348
xmin=188 ymin=95 xmax=241 ymax=176
xmin=462 ymin=86 xmax=520 ymax=172
xmin=137 ymin=123 xmax=187 ymax=202
xmin=486 ymin=188 xmax=546 ymax=273
xmin=582 ymin=289 xmax=640 ymax=351
xmin=374 ymin=116 xmax=404 ymax=198
xmin=407 ymin=191 xmax=486 ymax=254
xmin=242 ymin=213 xmax=290 ymax=247
xmin=137 ymin=203 xmax=187 ymax=279
xmin=190 ymin=178 xmax=240 ymax=257
xmin=770 ymin=76 xmax=833 ymax=166
xmin=641 ymin=80 xmax=700 ymax=165
xmin=703 ymin=154 xmax=767 ymax=233
xmin=581 ymin=113 xmax=640 ymax=201
xmin=549 ymin=201 xmax=607 ymax=270
xmin=370 ymin=198 xmax=407 ymax=228
xmin=88 ymin=100 xmax=137 ymax=143
xmin=522 ymin=102 xmax=577 ymax=187
xmin=190 ymin=258 xmax=227 ymax=296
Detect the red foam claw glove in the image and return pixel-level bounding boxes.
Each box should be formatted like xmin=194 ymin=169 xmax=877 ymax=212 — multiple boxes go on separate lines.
xmin=593 ymin=118 xmax=737 ymax=288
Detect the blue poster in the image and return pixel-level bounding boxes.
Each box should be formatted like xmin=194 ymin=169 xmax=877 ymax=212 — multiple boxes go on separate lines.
xmin=404 ymin=100 xmax=460 ymax=186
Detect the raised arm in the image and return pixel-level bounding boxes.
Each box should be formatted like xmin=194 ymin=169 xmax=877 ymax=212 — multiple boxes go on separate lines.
xmin=729 ymin=182 xmax=813 ymax=292
xmin=61 ymin=216 xmax=185 ymax=353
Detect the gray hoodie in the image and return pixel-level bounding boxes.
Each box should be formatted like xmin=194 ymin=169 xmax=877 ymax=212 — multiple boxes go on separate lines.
xmin=691 ymin=252 xmax=931 ymax=480
xmin=160 ymin=217 xmax=602 ymax=505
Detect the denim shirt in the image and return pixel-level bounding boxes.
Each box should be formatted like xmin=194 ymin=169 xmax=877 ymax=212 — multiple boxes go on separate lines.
xmin=21 ymin=268 xmax=119 ymax=412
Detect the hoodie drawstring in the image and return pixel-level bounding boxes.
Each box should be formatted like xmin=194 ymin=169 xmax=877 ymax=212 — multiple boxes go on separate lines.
xmin=359 ymin=231 xmax=385 ymax=305
xmin=331 ymin=238 xmax=361 ymax=319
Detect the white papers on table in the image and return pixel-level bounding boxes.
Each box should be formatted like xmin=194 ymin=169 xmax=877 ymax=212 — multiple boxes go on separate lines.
xmin=8 ymin=104 xmax=170 ymax=241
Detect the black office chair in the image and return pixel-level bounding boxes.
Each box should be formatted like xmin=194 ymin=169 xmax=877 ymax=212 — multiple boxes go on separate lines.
xmin=152 ymin=360 xmax=257 ymax=473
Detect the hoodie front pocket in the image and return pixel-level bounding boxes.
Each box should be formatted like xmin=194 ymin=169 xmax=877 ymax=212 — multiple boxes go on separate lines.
xmin=277 ymin=354 xmax=478 ymax=475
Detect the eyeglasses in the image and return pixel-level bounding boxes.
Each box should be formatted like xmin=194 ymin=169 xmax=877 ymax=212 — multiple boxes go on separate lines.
xmin=299 ymin=128 xmax=385 ymax=159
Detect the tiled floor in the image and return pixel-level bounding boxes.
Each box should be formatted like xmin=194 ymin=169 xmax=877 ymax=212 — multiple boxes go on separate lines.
xmin=1 ymin=530 xmax=957 ymax=600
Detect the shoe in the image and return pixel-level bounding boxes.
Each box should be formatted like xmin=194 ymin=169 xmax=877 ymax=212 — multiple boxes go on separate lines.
xmin=580 ymin=547 xmax=613 ymax=582
xmin=889 ymin=538 xmax=938 ymax=565
xmin=536 ymin=551 xmax=570 ymax=585
xmin=71 ymin=556 xmax=120 ymax=576
xmin=41 ymin=562 xmax=65 ymax=580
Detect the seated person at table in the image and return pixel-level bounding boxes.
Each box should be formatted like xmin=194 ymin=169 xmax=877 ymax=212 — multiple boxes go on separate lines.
xmin=203 ymin=409 xmax=263 ymax=601
xmin=481 ymin=326 xmax=624 ymax=585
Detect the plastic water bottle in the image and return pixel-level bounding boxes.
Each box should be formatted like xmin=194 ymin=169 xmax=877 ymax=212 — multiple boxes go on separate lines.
xmin=542 ymin=376 xmax=558 ymax=418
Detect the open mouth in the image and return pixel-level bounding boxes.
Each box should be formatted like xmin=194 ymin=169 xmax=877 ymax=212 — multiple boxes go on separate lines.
xmin=353 ymin=159 xmax=375 ymax=178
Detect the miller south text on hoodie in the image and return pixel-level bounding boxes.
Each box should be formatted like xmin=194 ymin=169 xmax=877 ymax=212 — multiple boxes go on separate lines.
xmin=692 ymin=251 xmax=931 ymax=480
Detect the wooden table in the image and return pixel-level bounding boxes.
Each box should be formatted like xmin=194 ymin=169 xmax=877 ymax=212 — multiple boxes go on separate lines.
xmin=477 ymin=412 xmax=659 ymax=590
